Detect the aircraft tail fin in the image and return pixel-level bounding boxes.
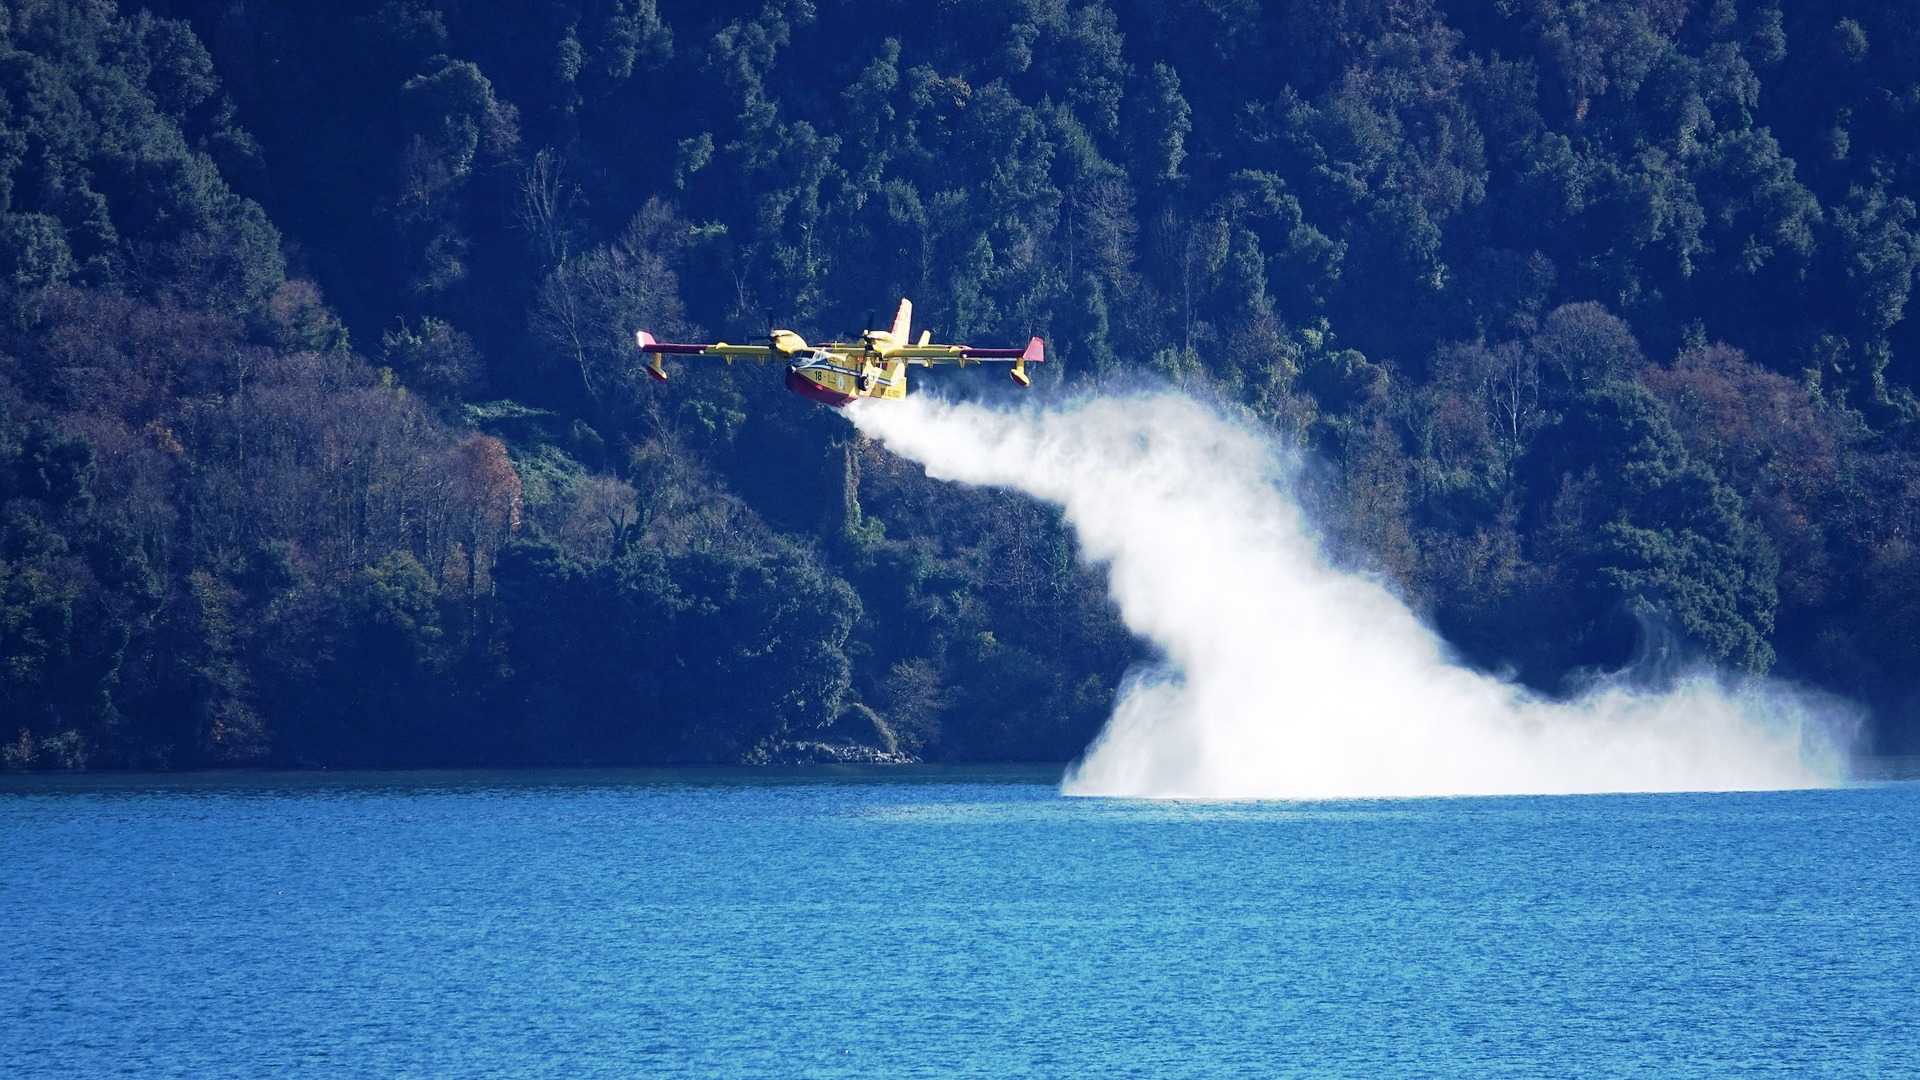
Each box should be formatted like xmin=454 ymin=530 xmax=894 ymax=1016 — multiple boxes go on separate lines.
xmin=890 ymin=298 xmax=912 ymax=343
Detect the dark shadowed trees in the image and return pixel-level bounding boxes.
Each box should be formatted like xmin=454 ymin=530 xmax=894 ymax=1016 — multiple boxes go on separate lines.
xmin=10 ymin=0 xmax=1920 ymax=763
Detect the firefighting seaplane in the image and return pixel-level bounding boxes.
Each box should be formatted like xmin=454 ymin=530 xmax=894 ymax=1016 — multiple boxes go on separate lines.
xmin=636 ymin=298 xmax=1043 ymax=407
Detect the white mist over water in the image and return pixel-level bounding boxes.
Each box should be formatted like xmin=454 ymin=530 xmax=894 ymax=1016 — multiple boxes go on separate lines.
xmin=848 ymin=391 xmax=1857 ymax=799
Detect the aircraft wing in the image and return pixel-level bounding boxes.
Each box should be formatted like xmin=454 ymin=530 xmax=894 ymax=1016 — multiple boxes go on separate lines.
xmin=893 ymin=337 xmax=1046 ymax=366
xmin=636 ymin=331 xmax=776 ymax=380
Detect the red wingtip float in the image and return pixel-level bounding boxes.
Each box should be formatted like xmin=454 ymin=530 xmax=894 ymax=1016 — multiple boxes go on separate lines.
xmin=634 ymin=299 xmax=1044 ymax=407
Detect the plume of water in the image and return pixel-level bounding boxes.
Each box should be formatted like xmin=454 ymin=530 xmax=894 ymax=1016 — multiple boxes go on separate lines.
xmin=848 ymin=391 xmax=1857 ymax=799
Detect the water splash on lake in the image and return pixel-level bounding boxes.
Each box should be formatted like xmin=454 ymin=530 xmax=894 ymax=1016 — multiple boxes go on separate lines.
xmin=848 ymin=391 xmax=1857 ymax=799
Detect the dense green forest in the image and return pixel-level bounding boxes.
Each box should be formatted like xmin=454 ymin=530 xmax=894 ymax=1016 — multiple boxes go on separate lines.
xmin=3 ymin=0 xmax=1918 ymax=768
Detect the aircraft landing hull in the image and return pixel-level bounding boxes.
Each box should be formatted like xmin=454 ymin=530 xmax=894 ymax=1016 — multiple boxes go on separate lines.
xmin=784 ymin=356 xmax=906 ymax=406
xmin=786 ymin=367 xmax=858 ymax=407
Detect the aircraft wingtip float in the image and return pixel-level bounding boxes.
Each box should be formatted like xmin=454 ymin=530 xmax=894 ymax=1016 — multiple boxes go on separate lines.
xmin=636 ymin=298 xmax=1043 ymax=407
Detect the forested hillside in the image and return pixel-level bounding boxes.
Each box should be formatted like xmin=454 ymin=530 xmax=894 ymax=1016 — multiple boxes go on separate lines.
xmin=3 ymin=0 xmax=1919 ymax=768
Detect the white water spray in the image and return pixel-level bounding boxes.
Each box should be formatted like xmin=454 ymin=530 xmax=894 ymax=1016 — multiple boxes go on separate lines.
xmin=849 ymin=391 xmax=1857 ymax=799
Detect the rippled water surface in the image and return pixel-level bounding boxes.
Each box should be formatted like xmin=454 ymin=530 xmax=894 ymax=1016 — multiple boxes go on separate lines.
xmin=3 ymin=766 xmax=1917 ymax=1077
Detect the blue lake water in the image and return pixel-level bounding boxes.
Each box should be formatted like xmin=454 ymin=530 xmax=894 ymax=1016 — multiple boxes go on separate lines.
xmin=3 ymin=766 xmax=1917 ymax=1078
